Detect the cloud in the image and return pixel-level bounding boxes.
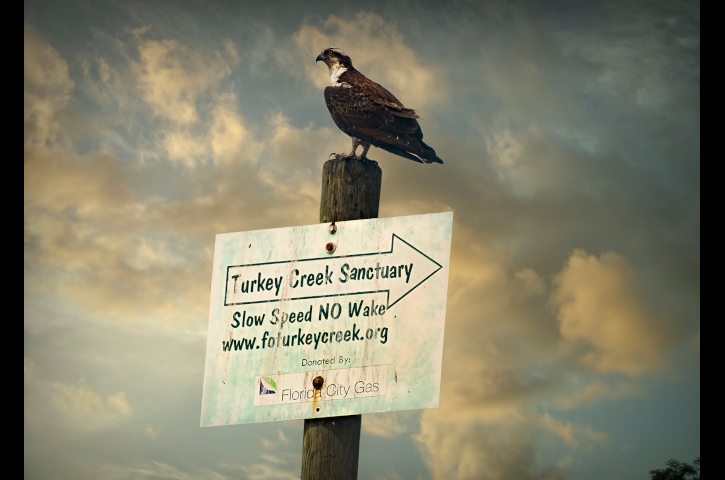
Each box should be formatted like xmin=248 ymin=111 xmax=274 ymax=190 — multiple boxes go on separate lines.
xmin=217 ymin=450 xmax=302 ymax=479
xmin=209 ymin=95 xmax=254 ymax=163
xmin=217 ymin=459 xmax=300 ymax=480
xmin=373 ymin=467 xmax=407 ymax=480
xmin=22 ymin=26 xmax=264 ymax=329
xmin=133 ymin=35 xmax=236 ymax=124
xmin=126 ymin=30 xmax=253 ymax=168
xmin=288 ymin=12 xmax=444 ymax=109
xmin=145 ymin=426 xmax=157 ymax=439
xmin=557 ymin=4 xmax=700 ymax=111
xmin=238 ymin=464 xmax=298 ymax=480
xmin=24 ymin=23 xmax=74 ymax=146
xmin=258 ymin=428 xmax=291 ymax=449
xmin=51 ymin=378 xmax=104 ymax=416
xmin=100 ymin=461 xmax=229 ymax=480
xmin=50 ymin=378 xmax=132 ymax=418
xmin=23 ymin=145 xmax=208 ymax=327
xmin=23 ymin=121 xmax=325 ymax=332
xmin=536 ymin=413 xmax=607 ymax=449
xmin=414 ymin=368 xmax=607 ymax=479
xmin=257 ymin=454 xmax=284 ymax=465
xmin=106 ymin=391 xmax=133 ymax=415
xmin=484 ymin=127 xmax=578 ymax=198
xmin=551 ymin=249 xmax=669 ymax=376
xmin=161 ymin=92 xmax=256 ymax=167
xmin=162 ymin=129 xmax=210 ymax=166
xmin=24 ymin=146 xmax=131 ymax=220
xmin=362 ymin=412 xmax=409 ymax=438
xmin=410 ymin=225 xmax=611 ymax=479
xmin=417 ymin=407 xmax=574 ymax=480
xmin=24 ymin=357 xmax=38 ymax=381
xmin=515 ymin=268 xmax=547 ymax=297
xmin=555 ymin=381 xmax=643 ymax=410
xmin=276 ymin=428 xmax=289 ymax=443
xmin=24 ymin=22 xmax=339 ymax=330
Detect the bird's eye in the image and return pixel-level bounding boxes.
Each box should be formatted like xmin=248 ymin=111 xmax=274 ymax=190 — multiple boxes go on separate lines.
xmin=327 ymin=50 xmax=333 ymax=56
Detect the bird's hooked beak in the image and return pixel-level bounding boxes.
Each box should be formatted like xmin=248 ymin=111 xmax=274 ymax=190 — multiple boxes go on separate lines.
xmin=316 ymin=53 xmax=326 ymax=63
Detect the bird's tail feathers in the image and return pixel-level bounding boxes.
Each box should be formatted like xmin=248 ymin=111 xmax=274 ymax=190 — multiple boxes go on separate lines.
xmin=420 ymin=153 xmax=444 ymax=164
xmin=374 ymin=136 xmax=443 ymax=164
xmin=419 ymin=142 xmax=444 ymax=164
xmin=376 ymin=144 xmax=424 ymax=163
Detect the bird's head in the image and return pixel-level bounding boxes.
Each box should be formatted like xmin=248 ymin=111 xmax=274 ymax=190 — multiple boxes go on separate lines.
xmin=316 ymin=48 xmax=352 ymax=68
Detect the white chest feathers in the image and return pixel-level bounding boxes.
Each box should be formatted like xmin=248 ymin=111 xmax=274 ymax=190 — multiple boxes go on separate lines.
xmin=328 ymin=64 xmax=351 ymax=88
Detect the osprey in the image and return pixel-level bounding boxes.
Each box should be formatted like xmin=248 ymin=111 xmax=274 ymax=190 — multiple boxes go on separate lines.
xmin=316 ymin=48 xmax=443 ymax=164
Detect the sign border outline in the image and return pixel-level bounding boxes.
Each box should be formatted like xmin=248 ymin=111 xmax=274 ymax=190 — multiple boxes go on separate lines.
xmin=222 ymin=234 xmax=442 ymax=309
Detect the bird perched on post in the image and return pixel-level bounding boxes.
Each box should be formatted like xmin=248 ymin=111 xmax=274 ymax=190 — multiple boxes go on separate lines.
xmin=316 ymin=47 xmax=443 ymax=164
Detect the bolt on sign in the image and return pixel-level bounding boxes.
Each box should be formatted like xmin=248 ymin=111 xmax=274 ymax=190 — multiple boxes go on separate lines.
xmin=200 ymin=212 xmax=453 ymax=425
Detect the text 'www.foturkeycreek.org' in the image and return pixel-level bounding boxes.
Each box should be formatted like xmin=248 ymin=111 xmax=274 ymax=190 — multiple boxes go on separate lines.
xmin=222 ymin=323 xmax=389 ymax=352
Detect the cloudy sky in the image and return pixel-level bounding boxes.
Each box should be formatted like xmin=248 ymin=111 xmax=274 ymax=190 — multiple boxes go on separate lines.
xmin=24 ymin=1 xmax=699 ymax=479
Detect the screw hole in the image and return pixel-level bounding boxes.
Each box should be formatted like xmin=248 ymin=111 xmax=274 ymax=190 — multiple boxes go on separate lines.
xmin=315 ymin=406 xmax=321 ymax=413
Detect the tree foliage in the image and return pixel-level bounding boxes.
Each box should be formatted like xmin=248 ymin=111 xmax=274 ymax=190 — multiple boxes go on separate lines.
xmin=650 ymin=458 xmax=700 ymax=480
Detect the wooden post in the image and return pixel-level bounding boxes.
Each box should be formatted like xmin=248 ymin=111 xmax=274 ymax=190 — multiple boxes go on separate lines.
xmin=301 ymin=415 xmax=362 ymax=479
xmin=319 ymin=157 xmax=382 ymax=223
xmin=301 ymin=156 xmax=382 ymax=480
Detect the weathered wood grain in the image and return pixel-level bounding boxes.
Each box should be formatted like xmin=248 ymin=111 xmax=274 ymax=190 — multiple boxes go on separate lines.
xmin=301 ymin=415 xmax=362 ymax=480
xmin=319 ymin=157 xmax=382 ymax=223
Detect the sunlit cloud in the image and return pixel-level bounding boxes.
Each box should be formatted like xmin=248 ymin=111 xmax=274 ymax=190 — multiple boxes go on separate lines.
xmin=48 ymin=378 xmax=132 ymax=418
xmin=288 ymin=12 xmax=444 ymax=110
xmin=100 ymin=461 xmax=230 ymax=480
xmin=133 ymin=35 xmax=236 ymax=124
xmin=417 ymin=407 xmax=572 ymax=480
xmin=106 ymin=391 xmax=133 ymax=415
xmin=555 ymin=381 xmax=643 ymax=410
xmin=536 ymin=412 xmax=607 ymax=449
xmin=551 ymin=249 xmax=669 ymax=376
xmin=24 ymin=23 xmax=74 ymax=146
xmin=362 ymin=411 xmax=410 ymax=438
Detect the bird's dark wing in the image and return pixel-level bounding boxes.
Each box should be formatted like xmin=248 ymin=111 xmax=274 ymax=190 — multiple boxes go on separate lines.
xmin=324 ymin=86 xmax=442 ymax=163
xmin=324 ymin=86 xmax=419 ymax=137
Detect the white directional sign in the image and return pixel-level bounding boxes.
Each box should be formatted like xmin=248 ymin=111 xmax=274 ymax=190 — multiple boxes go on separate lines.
xmin=201 ymin=212 xmax=453 ymax=425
